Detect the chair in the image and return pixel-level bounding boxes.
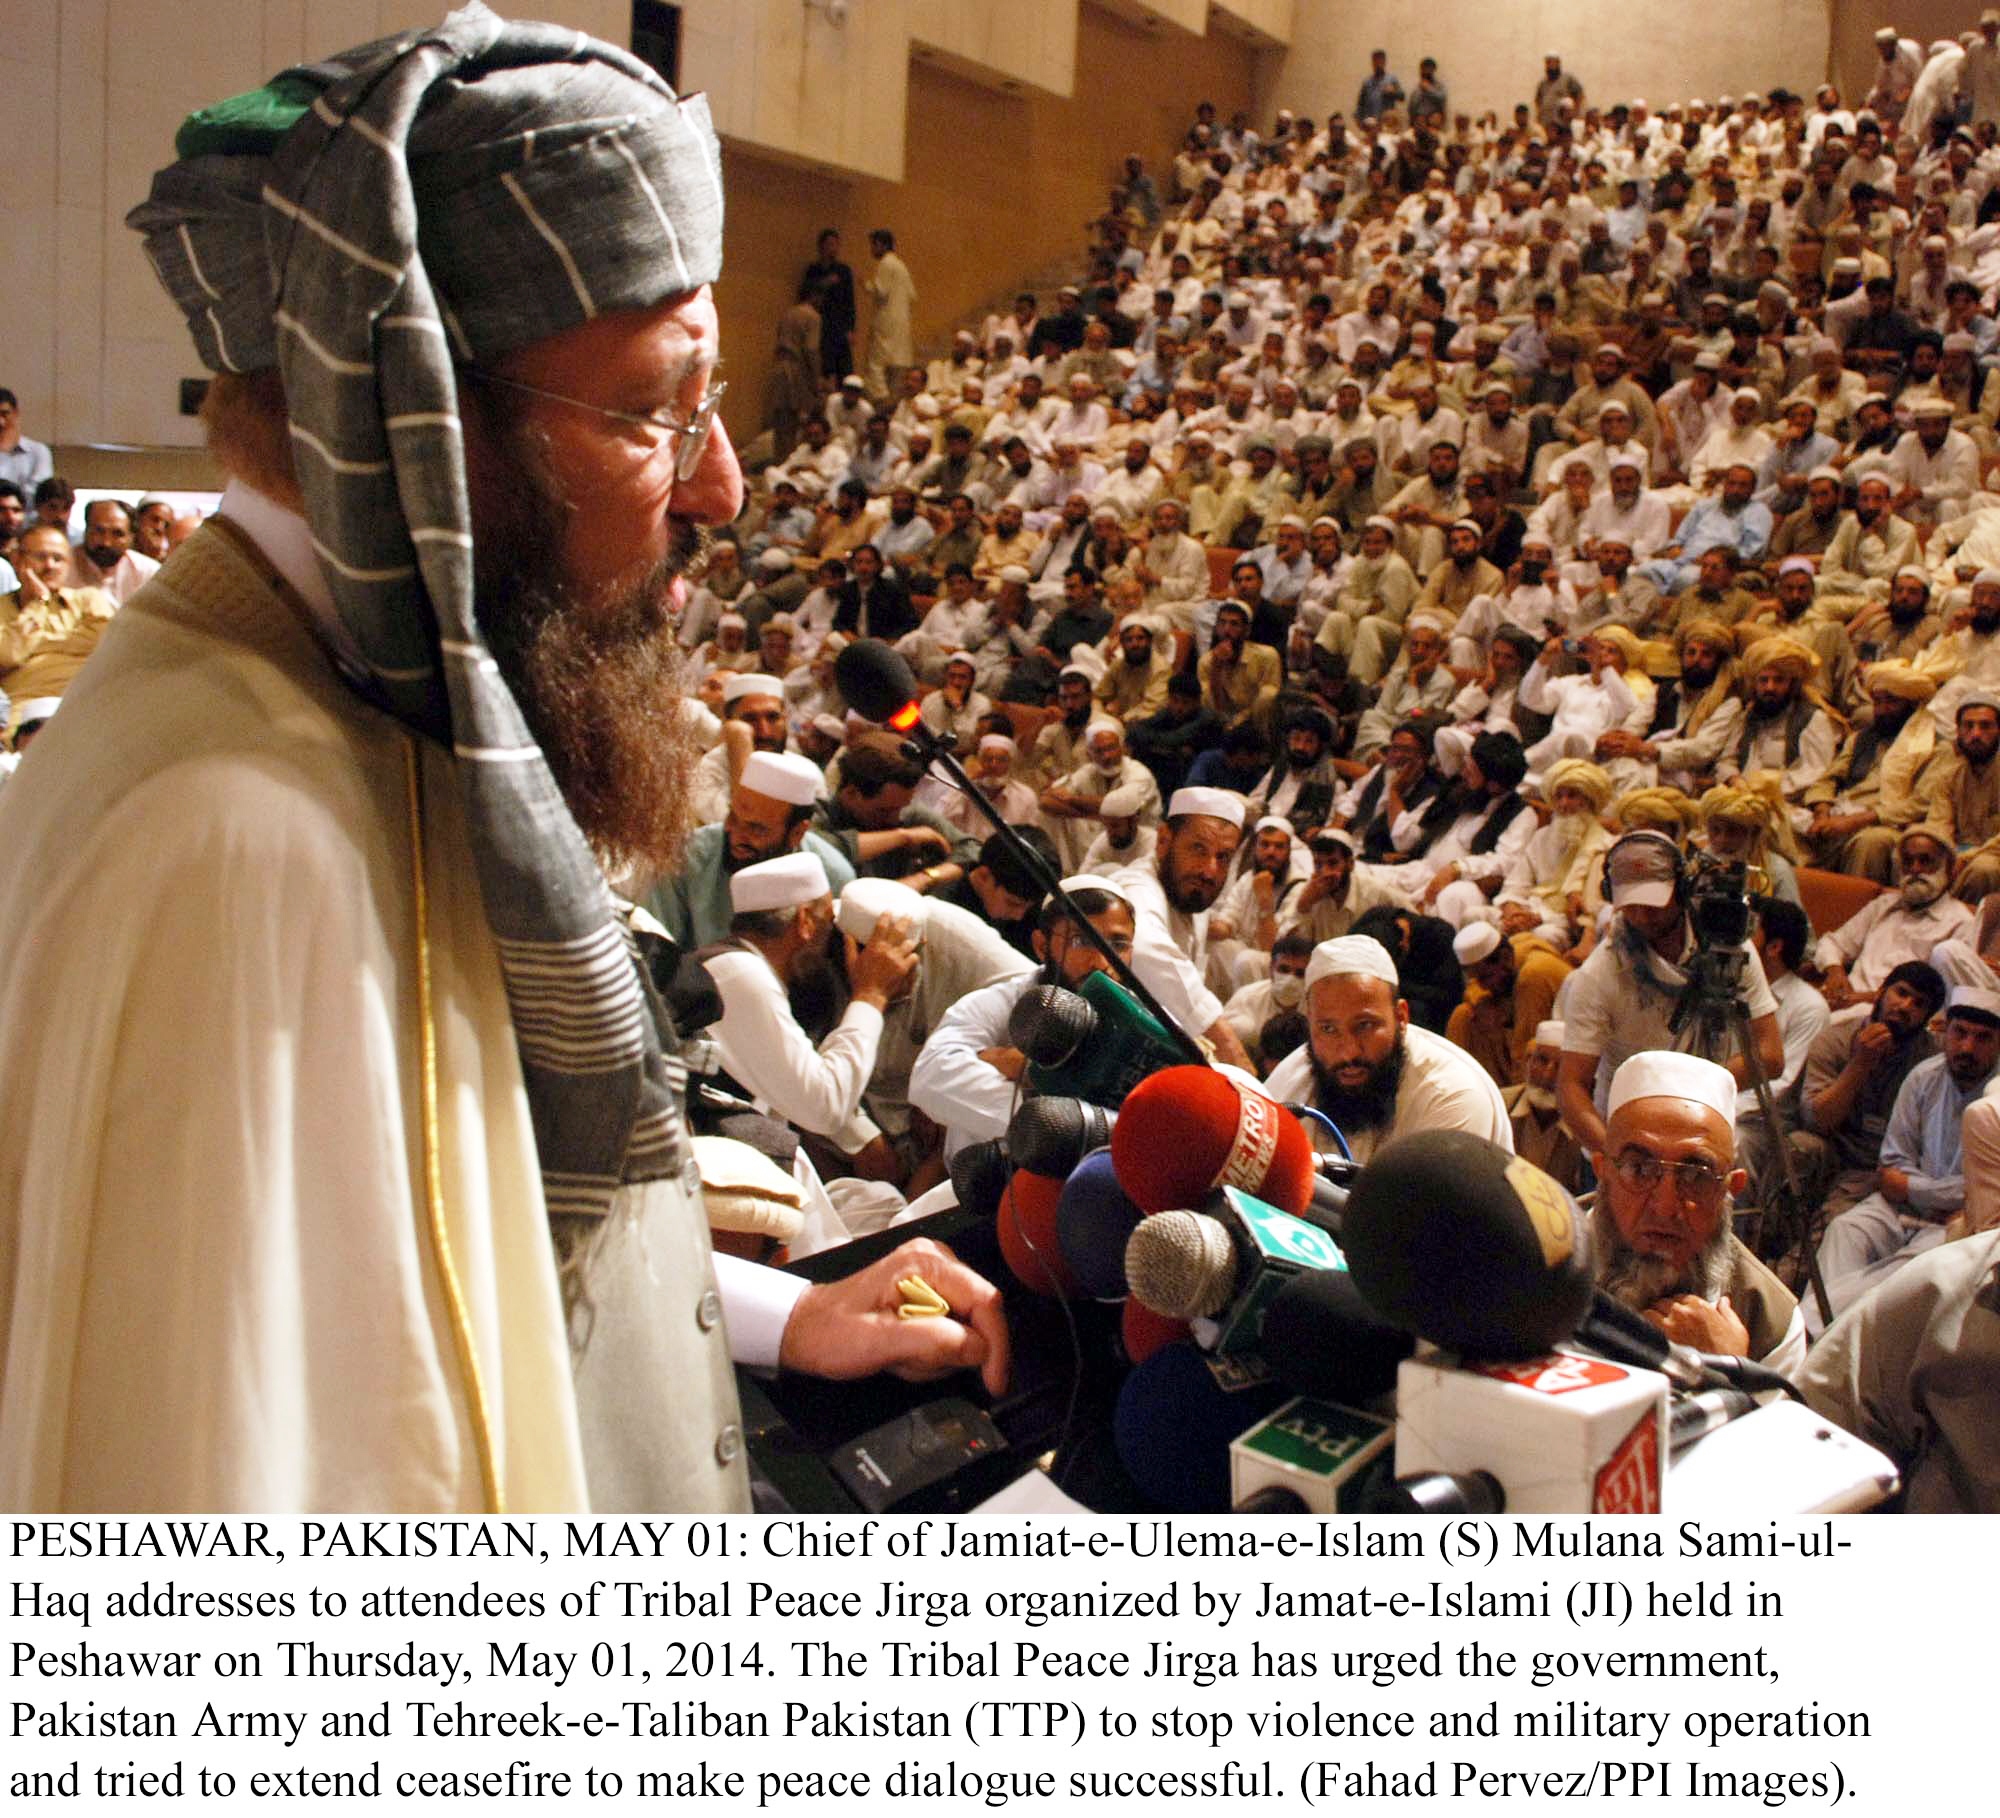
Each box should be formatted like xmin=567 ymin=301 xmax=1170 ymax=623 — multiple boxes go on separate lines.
xmin=1794 ymin=866 xmax=1885 ymax=940
xmin=1206 ymin=546 xmax=1236 ymax=596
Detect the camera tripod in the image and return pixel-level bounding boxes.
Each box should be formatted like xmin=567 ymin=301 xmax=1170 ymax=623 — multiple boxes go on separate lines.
xmin=1670 ymin=944 xmax=1835 ymax=1328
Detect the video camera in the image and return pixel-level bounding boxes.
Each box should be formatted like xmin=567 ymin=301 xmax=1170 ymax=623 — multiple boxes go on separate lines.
xmin=1682 ymin=849 xmax=1752 ymax=949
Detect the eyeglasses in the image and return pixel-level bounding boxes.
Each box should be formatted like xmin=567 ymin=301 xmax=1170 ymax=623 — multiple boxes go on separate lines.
xmin=465 ymin=370 xmax=727 ymax=482
xmin=1609 ymin=1147 xmax=1728 ymax=1207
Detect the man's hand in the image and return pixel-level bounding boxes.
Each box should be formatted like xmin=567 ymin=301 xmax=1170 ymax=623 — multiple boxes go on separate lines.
xmin=1851 ymin=1018 xmax=1896 ymax=1069
xmin=901 ymin=824 xmax=950 ymax=856
xmin=977 ymin=1045 xmax=1027 ymax=1082
xmin=1500 ymin=901 xmax=1540 ymax=935
xmin=1821 ymin=962 xmax=1857 ymax=1009
xmin=15 ymin=565 xmax=51 ymax=605
xmin=847 ymin=914 xmax=920 ymax=1008
xmin=1645 ymin=1293 xmax=1750 ymax=1358
xmin=778 ymin=1237 xmax=1010 ymax=1396
xmin=1878 ymin=1164 xmax=1911 ymax=1204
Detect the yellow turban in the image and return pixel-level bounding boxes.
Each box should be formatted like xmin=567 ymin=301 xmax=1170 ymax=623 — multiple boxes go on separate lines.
xmin=1545 ymin=757 xmax=1614 ymax=810
xmin=1862 ymin=660 xmax=1938 ymax=706
xmin=1615 ymin=785 xmax=1697 ymax=834
xmin=1591 ymin=624 xmax=1646 ymax=670
xmin=1739 ymin=634 xmax=1820 ymax=683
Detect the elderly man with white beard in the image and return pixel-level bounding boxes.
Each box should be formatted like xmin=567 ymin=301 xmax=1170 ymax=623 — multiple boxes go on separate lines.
xmin=1039 ymin=717 xmax=1161 ymax=872
xmin=1590 ymin=1051 xmax=1806 ymax=1377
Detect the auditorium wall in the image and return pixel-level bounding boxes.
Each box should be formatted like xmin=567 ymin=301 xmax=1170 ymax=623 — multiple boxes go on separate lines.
xmin=711 ymin=5 xmax=1260 ymax=452
xmin=1260 ymin=0 xmax=1832 ymax=129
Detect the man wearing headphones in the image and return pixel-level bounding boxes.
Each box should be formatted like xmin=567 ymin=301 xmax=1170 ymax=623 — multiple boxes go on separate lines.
xmin=1555 ymin=832 xmax=1786 ymax=1152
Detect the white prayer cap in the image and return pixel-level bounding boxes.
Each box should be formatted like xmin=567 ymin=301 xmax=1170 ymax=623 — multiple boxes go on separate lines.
xmin=1692 ymin=350 xmax=1722 ymax=371
xmin=978 ymin=733 xmax=1017 ymax=758
xmin=1364 ymin=513 xmax=1398 ymax=534
xmin=1168 ymin=786 xmax=1247 ymax=828
xmin=1949 ymin=984 xmax=2000 ymax=1027
xmin=1533 ymin=1020 xmax=1566 ymax=1050
xmin=730 ymin=852 xmax=831 ymax=914
xmin=809 ymin=712 xmax=847 ymax=742
xmin=1830 ymin=256 xmax=1862 ymax=275
xmin=1310 ymin=826 xmax=1357 ymax=855
xmin=1485 ymin=379 xmax=1514 ymax=398
xmin=738 ymin=750 xmax=824 ymax=806
xmin=1874 ymin=26 xmax=1897 ymax=43
xmin=1048 ymin=873 xmax=1136 ymax=911
xmin=1808 ymin=464 xmax=1843 ymax=483
xmin=1277 ymin=513 xmax=1308 ymax=531
xmin=752 ymin=548 xmax=792 ymax=574
xmin=1912 ymin=396 xmax=1954 ymax=418
xmin=724 ymin=671 xmax=785 ymax=703
xmin=1453 ymin=922 xmax=1503 ymax=965
xmin=1059 ymin=664 xmax=1093 ymax=683
xmin=1606 ymin=1051 xmax=1737 ymax=1129
xmin=1596 ymin=400 xmax=1631 ymax=421
xmin=1085 ymin=717 xmax=1124 ymax=741
xmin=1945 ymin=332 xmax=1978 ymax=354
xmin=1607 ymin=450 xmax=1648 ymax=474
xmin=1923 ymin=234 xmax=1951 ymax=252
xmin=1253 ymin=814 xmax=1293 ymax=837
xmin=1099 ymin=783 xmax=1146 ymax=817
xmin=1731 ymin=385 xmax=1763 ymax=406
xmin=1304 ymin=935 xmax=1401 ymax=994
xmin=13 ymin=697 xmax=60 ymax=727
xmin=1893 ymin=564 xmax=1930 ymax=584
xmin=718 ymin=610 xmax=749 ymax=630
xmin=1227 ymin=290 xmax=1254 ymax=308
xmin=1448 ymin=516 xmax=1483 ymax=536
xmin=836 ymin=876 xmax=927 ymax=945
xmin=1777 ymin=555 xmax=1816 ymax=578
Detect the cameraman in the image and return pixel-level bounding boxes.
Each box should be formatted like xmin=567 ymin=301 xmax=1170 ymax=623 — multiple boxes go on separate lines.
xmin=1556 ymin=832 xmax=1785 ymax=1152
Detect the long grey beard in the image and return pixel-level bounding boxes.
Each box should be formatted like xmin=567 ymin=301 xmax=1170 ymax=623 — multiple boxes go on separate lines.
xmin=1590 ymin=1199 xmax=1732 ymax=1313
xmin=1520 ymin=1085 xmax=1561 ymax=1113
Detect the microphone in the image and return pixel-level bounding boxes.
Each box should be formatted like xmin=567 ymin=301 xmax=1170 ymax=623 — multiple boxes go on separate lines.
xmin=1009 ymin=975 xmax=1192 ymax=1111
xmin=995 ymin=1168 xmax=1074 ymax=1297
xmin=1054 ymin=1148 xmax=1144 ymax=1300
xmin=833 ymin=637 xmax=925 ymax=732
xmin=1120 ymin=1295 xmax=1188 ymax=1365
xmin=947 ymin=1138 xmax=1013 ymax=1222
xmin=1111 ymin=1066 xmax=1317 ymax=1218
xmin=1007 ymin=1096 xmax=1115 ymax=1178
xmin=1112 ymin=1342 xmax=1291 ymax=1513
xmin=1576 ymin=1289 xmax=1803 ymax=1400
xmin=1123 ymin=1187 xmax=1345 ymax=1356
xmin=1256 ymin=1268 xmax=1415 ymax=1403
xmin=838 ymin=636 xmax=1205 ymax=1065
xmin=1337 ymin=1129 xmax=1595 ymax=1359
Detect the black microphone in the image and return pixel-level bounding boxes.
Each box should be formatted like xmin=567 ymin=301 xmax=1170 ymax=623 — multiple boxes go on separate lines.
xmin=834 ymin=637 xmax=1205 ymax=1065
xmin=833 ymin=637 xmax=925 ymax=731
xmin=1338 ymin=1130 xmax=1596 ymax=1360
xmin=1007 ymin=1096 xmax=1116 ymax=1178
xmin=1576 ymin=1292 xmax=1802 ymax=1400
xmin=1008 ymin=985 xmax=1098 ymax=1068
xmin=947 ymin=1138 xmax=1012 ymax=1221
xmin=1256 ymin=1268 xmax=1414 ymax=1402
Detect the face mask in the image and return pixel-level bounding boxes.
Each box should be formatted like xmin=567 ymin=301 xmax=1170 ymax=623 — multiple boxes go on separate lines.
xmin=1270 ymin=973 xmax=1305 ymax=1009
xmin=1901 ymin=872 xmax=1945 ymax=908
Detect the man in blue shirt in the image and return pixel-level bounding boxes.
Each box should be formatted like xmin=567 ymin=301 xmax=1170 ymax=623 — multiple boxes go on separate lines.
xmin=1813 ymin=984 xmax=2000 ymax=1333
xmin=1355 ymin=50 xmax=1404 ymax=125
xmin=1636 ymin=464 xmax=1773 ymax=596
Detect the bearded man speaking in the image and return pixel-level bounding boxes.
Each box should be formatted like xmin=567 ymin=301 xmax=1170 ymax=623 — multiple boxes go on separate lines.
xmin=0 ymin=8 xmax=1003 ymax=1512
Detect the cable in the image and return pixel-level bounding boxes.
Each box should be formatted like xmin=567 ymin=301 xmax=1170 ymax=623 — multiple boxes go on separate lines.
xmin=1288 ymin=1101 xmax=1354 ymax=1161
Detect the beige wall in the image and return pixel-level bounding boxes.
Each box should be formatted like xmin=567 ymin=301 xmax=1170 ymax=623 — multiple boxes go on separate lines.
xmin=1262 ymin=0 xmax=1831 ymax=126
xmin=711 ymin=4 xmax=1261 ymax=448
xmin=1829 ymin=5 xmax=1972 ymax=104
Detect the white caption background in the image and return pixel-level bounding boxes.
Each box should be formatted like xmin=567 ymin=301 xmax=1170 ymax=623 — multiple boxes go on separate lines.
xmin=7 ymin=1516 xmax=1990 ymax=1812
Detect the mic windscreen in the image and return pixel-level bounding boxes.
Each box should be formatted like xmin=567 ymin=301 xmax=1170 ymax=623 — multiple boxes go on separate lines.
xmin=833 ymin=638 xmax=921 ymax=723
xmin=1120 ymin=1295 xmax=1188 ymax=1365
xmin=1112 ymin=1066 xmax=1315 ymax=1217
xmin=947 ymin=1138 xmax=1012 ymax=1222
xmin=1056 ymin=1148 xmax=1143 ymax=1299
xmin=1339 ymin=1131 xmax=1593 ymax=1360
xmin=1124 ymin=1210 xmax=1237 ymax=1320
xmin=1009 ymin=1096 xmax=1115 ymax=1177
xmin=1258 ymin=1267 xmax=1415 ymax=1402
xmin=996 ymin=1169 xmax=1073 ymax=1297
xmin=1112 ymin=1342 xmax=1290 ymax=1513
xmin=1007 ymin=984 xmax=1097 ymax=1068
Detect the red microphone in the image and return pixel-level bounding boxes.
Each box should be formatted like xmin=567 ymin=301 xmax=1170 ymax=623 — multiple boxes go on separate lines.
xmin=1111 ymin=1066 xmax=1316 ymax=1218
xmin=996 ymin=1169 xmax=1073 ymax=1297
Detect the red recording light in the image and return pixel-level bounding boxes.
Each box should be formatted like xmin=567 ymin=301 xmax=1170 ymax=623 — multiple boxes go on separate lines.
xmin=888 ymin=701 xmax=922 ymax=732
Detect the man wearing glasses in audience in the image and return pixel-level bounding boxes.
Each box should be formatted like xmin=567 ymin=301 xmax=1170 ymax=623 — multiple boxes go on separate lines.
xmin=1591 ymin=1051 xmax=1806 ymax=1377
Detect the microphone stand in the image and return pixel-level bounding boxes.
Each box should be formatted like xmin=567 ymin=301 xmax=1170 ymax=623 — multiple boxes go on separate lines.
xmin=892 ymin=718 xmax=1209 ymax=1066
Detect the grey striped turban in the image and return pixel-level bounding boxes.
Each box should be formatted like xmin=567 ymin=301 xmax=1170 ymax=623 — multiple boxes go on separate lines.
xmin=127 ymin=3 xmax=724 ymax=1223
